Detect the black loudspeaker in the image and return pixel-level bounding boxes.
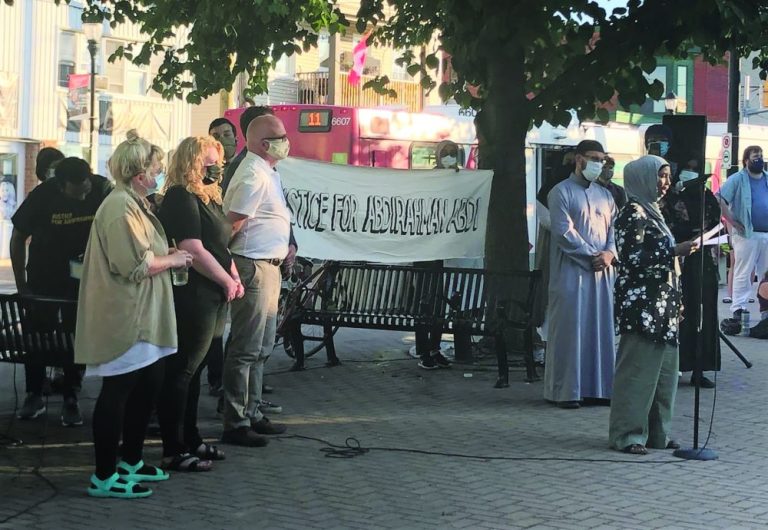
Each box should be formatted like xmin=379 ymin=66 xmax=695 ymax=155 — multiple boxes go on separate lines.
xmin=661 ymin=114 xmax=708 ymax=180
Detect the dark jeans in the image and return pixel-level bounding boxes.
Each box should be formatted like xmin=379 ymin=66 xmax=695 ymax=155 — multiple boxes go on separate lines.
xmin=414 ymin=260 xmax=444 ymax=359
xmin=92 ymin=360 xmax=164 ymax=480
xmin=22 ymin=291 xmax=82 ymax=399
xmin=157 ymin=297 xmax=226 ymax=457
xmin=415 ymin=324 xmax=443 ymax=357
xmin=25 ymin=362 xmax=83 ymax=399
xmin=206 ymin=336 xmax=224 ymax=388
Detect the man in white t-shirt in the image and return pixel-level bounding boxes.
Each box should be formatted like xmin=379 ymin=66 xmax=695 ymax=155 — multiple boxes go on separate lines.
xmin=221 ymin=114 xmax=294 ymax=446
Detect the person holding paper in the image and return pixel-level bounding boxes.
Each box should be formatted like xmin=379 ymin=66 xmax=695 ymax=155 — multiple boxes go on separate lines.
xmin=661 ymin=168 xmax=722 ymax=388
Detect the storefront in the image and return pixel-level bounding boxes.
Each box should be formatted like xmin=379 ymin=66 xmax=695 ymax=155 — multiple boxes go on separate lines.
xmin=0 ymin=140 xmax=24 ymax=259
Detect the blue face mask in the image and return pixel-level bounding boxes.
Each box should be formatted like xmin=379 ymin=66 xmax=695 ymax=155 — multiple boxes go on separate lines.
xmin=749 ymin=157 xmax=765 ymax=173
xmin=149 ymin=171 xmax=165 ymax=193
xmin=659 ymin=141 xmax=670 ymax=157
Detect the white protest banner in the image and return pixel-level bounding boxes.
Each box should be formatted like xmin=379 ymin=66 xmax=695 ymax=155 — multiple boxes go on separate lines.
xmin=278 ymin=157 xmax=493 ymax=263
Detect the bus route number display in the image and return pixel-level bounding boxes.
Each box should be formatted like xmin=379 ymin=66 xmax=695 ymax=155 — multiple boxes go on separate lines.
xmin=299 ymin=109 xmax=333 ymax=132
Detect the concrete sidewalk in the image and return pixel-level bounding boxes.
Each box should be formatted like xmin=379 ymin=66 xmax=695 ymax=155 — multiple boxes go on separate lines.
xmin=0 ymin=293 xmax=766 ymax=529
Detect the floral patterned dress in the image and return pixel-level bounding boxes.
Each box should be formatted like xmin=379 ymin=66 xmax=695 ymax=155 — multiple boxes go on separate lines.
xmin=614 ymin=200 xmax=680 ymax=345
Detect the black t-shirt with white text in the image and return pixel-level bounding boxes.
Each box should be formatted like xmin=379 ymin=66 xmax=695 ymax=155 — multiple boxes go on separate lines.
xmin=12 ymin=174 xmax=113 ymax=298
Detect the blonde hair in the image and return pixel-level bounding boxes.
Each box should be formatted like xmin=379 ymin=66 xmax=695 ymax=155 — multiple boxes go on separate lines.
xmin=109 ymin=132 xmax=152 ymax=185
xmin=163 ymin=136 xmax=224 ymax=205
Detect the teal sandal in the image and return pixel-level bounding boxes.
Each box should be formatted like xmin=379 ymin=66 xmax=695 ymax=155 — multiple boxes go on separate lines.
xmin=87 ymin=473 xmax=152 ymax=499
xmin=117 ymin=459 xmax=170 ymax=482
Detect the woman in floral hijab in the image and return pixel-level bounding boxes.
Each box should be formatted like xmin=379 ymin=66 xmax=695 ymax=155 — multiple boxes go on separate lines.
xmin=608 ymin=155 xmax=699 ymax=455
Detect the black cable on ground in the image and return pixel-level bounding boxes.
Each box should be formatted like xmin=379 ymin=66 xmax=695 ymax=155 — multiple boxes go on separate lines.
xmin=0 ymin=468 xmax=58 ymax=525
xmin=0 ymin=368 xmax=60 ymax=525
xmin=274 ymin=434 xmax=698 ymax=464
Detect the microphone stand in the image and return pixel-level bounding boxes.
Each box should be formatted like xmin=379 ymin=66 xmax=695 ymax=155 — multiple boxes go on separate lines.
xmin=674 ymin=180 xmax=719 ymax=460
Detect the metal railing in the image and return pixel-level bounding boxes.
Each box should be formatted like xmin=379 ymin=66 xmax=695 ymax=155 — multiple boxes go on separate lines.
xmin=297 ymin=71 xmax=422 ymax=112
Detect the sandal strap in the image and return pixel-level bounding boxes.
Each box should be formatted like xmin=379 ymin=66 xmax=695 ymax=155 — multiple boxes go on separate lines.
xmin=91 ymin=473 xmax=138 ymax=493
xmin=196 ymin=443 xmax=224 ymax=460
xmin=164 ymin=452 xmax=208 ymax=471
xmin=116 ymin=459 xmax=145 ymax=475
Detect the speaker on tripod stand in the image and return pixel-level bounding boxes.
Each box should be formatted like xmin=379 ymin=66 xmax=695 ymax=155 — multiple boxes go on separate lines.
xmin=660 ymin=115 xmax=752 ymax=461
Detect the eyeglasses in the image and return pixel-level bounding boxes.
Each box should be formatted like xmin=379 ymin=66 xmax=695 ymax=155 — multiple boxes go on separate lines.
xmin=261 ymin=135 xmax=288 ymax=142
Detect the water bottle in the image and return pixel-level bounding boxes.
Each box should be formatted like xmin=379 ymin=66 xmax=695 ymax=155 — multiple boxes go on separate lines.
xmin=741 ymin=310 xmax=751 ymax=336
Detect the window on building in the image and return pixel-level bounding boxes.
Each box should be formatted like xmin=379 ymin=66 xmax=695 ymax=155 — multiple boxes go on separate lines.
xmin=645 ymin=66 xmax=668 ymax=113
xmin=274 ymin=53 xmax=296 ymax=78
xmin=392 ymin=51 xmax=409 ymax=81
xmin=126 ymin=64 xmax=148 ymax=95
xmin=676 ymin=65 xmax=688 ymax=113
xmin=317 ymin=31 xmax=329 ymax=71
xmin=58 ymin=32 xmax=77 ymax=87
xmin=103 ymin=40 xmax=158 ymax=97
xmin=104 ymin=40 xmax=125 ymax=93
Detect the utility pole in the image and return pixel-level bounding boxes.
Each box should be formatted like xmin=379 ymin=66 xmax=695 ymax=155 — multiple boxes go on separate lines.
xmin=727 ymin=45 xmax=740 ymax=176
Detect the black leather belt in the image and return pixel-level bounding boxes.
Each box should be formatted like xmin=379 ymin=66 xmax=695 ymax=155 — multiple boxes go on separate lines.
xmin=232 ymin=255 xmax=283 ymax=266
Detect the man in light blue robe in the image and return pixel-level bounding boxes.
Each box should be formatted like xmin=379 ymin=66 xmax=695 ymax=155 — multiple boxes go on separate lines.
xmin=544 ymin=140 xmax=617 ymax=409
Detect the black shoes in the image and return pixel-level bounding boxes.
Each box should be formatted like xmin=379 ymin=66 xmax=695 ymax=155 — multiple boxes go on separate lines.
xmin=418 ymin=351 xmax=452 ymax=370
xmin=221 ymin=426 xmax=269 ymax=447
xmin=251 ymin=416 xmax=287 ymax=435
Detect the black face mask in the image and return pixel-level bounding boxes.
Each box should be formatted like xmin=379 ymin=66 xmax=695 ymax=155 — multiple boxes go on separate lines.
xmin=202 ymin=164 xmax=222 ymax=185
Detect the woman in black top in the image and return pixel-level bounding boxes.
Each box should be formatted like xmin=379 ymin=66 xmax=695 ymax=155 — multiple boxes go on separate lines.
xmin=661 ymin=175 xmax=722 ymax=388
xmin=156 ymin=136 xmax=244 ymax=471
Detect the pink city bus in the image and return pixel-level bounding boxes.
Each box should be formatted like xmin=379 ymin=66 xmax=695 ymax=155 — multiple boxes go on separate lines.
xmin=223 ymin=104 xmax=478 ymax=169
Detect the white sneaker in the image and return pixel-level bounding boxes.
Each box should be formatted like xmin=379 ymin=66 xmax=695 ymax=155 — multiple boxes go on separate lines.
xmin=257 ymin=400 xmax=283 ymax=414
xmin=17 ymin=393 xmax=46 ymax=420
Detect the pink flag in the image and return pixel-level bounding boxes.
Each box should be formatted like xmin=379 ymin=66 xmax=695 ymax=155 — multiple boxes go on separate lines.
xmin=348 ymin=33 xmax=369 ymax=86
xmin=712 ymin=147 xmax=723 ymax=194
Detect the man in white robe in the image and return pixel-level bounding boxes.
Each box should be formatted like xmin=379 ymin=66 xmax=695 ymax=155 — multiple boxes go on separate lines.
xmin=544 ymin=140 xmax=617 ymax=409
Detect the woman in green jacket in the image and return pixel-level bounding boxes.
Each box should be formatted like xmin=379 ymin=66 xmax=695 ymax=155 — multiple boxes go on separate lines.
xmin=75 ymin=134 xmax=193 ymax=499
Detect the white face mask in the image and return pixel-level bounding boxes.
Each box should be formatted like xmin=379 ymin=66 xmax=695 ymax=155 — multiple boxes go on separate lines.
xmin=675 ymin=169 xmax=699 ymax=191
xmin=582 ymin=160 xmax=603 ymax=182
xmin=440 ymin=155 xmax=457 ymax=168
xmin=265 ymin=138 xmax=290 ymax=161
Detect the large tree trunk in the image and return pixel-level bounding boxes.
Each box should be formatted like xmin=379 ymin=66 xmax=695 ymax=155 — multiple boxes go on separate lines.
xmin=477 ymin=54 xmax=530 ymax=272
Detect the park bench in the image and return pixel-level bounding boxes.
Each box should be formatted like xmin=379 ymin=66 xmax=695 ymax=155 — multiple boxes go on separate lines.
xmin=0 ymin=294 xmax=78 ymax=367
xmin=278 ymin=262 xmax=541 ymax=387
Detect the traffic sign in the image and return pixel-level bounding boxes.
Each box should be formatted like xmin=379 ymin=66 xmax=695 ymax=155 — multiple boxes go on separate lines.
xmin=722 ymin=133 xmax=732 ymax=150
xmin=722 ymin=133 xmax=733 ymax=169
xmin=722 ymin=149 xmax=732 ymax=168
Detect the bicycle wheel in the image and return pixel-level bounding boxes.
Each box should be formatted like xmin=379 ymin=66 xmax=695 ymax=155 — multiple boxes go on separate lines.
xmin=277 ymin=263 xmax=338 ymax=359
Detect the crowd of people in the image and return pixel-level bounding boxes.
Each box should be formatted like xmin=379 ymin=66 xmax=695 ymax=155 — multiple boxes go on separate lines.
xmin=10 ymin=110 xmax=768 ymax=494
xmin=537 ymin=134 xmax=768 ymax=454
xmin=11 ymin=107 xmax=297 ymax=498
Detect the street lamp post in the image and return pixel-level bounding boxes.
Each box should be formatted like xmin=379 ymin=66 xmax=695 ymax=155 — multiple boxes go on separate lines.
xmin=664 ymin=91 xmax=678 ymax=114
xmin=82 ymin=22 xmax=102 ymax=171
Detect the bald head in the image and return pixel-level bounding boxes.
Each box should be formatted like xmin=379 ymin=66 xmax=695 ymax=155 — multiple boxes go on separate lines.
xmin=246 ymin=114 xmax=287 ymax=163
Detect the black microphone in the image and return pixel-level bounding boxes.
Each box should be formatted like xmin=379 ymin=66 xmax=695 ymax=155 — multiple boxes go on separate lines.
xmin=677 ymin=170 xmax=712 ymax=189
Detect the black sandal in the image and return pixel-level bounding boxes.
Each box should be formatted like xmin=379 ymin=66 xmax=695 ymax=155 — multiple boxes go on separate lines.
xmin=622 ymin=444 xmax=648 ymax=455
xmin=194 ymin=443 xmax=226 ymax=461
xmin=161 ymin=453 xmax=213 ymax=472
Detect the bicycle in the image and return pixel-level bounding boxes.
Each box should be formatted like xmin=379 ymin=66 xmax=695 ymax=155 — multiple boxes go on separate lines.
xmin=276 ymin=260 xmax=346 ymax=366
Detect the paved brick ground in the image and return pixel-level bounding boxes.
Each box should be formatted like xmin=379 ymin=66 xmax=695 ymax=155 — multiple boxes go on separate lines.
xmin=1 ymin=293 xmax=767 ymax=530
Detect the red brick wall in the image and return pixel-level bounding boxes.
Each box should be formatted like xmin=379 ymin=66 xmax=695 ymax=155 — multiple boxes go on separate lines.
xmin=693 ymin=57 xmax=728 ymax=122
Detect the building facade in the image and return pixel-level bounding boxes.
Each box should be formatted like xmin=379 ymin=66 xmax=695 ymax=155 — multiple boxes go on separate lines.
xmin=0 ymin=0 xmax=192 ymax=208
